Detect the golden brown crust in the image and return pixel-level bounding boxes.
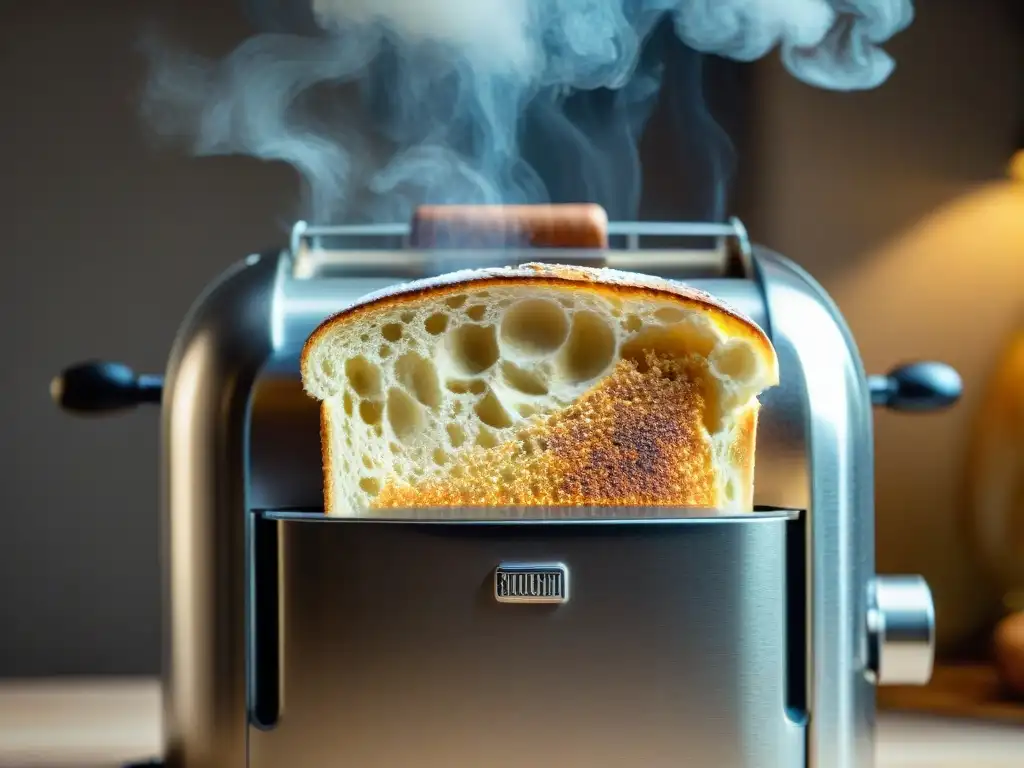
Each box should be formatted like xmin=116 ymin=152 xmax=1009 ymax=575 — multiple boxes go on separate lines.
xmin=411 ymin=204 xmax=609 ymax=249
xmin=300 ymin=264 xmax=778 ymax=389
xmin=372 ymin=353 xmax=718 ymax=508
xmin=320 ymin=403 xmax=335 ymax=515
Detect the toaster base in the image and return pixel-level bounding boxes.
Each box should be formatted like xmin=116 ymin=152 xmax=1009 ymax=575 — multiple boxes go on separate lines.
xmin=246 ymin=509 xmax=806 ymax=768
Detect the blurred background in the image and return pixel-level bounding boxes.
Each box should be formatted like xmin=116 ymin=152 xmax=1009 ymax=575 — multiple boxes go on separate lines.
xmin=1 ymin=0 xmax=1022 ymax=724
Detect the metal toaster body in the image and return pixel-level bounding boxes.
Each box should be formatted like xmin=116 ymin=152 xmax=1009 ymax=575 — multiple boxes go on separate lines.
xmin=156 ymin=221 xmax=940 ymax=768
xmin=246 ymin=508 xmax=804 ymax=768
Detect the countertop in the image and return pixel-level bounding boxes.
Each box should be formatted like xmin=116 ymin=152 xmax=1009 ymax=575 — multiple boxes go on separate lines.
xmin=0 ymin=679 xmax=1022 ymax=767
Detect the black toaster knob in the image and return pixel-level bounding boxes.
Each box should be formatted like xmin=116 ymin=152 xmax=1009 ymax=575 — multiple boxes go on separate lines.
xmin=868 ymin=361 xmax=962 ymax=412
xmin=51 ymin=360 xmax=163 ymax=415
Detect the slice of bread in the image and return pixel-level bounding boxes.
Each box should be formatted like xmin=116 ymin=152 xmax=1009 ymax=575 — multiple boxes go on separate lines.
xmin=301 ymin=263 xmax=779 ymax=515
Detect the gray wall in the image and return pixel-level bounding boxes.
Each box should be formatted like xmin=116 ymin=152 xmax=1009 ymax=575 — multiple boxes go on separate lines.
xmin=0 ymin=0 xmax=298 ymax=675
xmin=0 ymin=0 xmax=1019 ymax=674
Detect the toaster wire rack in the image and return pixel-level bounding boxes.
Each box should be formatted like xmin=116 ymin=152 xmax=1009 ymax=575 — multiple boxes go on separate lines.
xmin=289 ymin=216 xmax=753 ymax=255
xmin=287 ymin=217 xmax=754 ymax=280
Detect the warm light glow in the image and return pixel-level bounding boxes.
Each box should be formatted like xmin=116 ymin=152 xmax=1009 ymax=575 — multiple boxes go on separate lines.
xmin=1010 ymin=148 xmax=1024 ymax=182
xmin=828 ymin=179 xmax=1024 ymax=648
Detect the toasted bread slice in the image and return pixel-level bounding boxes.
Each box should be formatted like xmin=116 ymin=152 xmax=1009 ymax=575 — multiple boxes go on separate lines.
xmin=301 ymin=263 xmax=779 ymax=515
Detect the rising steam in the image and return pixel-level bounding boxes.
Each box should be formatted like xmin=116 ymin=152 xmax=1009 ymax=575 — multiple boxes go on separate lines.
xmin=140 ymin=0 xmax=913 ymax=224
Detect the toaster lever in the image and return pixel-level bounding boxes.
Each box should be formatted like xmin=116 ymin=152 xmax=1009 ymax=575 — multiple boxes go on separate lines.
xmin=869 ymin=362 xmax=962 ymax=412
xmin=50 ymin=360 xmax=163 ymax=415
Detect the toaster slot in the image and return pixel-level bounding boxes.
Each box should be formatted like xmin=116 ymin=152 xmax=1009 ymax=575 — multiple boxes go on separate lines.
xmin=247 ymin=507 xmax=806 ymax=768
xmin=785 ymin=512 xmax=808 ymax=720
xmin=246 ymin=512 xmax=280 ymax=730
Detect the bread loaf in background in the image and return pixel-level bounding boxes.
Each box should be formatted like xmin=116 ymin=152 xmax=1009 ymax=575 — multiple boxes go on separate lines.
xmin=994 ymin=611 xmax=1024 ymax=699
xmin=301 ymin=262 xmax=779 ymax=515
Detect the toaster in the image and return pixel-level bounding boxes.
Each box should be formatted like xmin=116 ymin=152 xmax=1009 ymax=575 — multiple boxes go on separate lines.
xmin=54 ymin=215 xmax=962 ymax=768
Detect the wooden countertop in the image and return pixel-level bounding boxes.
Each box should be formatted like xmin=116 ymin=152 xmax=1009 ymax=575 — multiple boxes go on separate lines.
xmin=0 ymin=678 xmax=1022 ymax=767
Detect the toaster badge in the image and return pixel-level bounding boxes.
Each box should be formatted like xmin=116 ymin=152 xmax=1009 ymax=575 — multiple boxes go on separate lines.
xmin=494 ymin=563 xmax=569 ymax=604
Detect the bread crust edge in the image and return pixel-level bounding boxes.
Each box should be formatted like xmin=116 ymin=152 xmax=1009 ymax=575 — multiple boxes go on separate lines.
xmin=300 ymin=265 xmax=779 ymax=390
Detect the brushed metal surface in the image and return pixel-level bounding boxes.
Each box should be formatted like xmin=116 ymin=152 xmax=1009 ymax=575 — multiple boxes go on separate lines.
xmin=247 ymin=511 xmax=805 ymax=768
xmin=756 ymin=250 xmax=877 ymax=768
xmin=867 ymin=576 xmax=936 ymax=686
xmin=161 ymin=253 xmax=278 ymax=768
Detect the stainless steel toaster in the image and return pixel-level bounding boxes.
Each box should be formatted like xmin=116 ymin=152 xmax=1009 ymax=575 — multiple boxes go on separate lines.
xmin=55 ymin=216 xmax=962 ymax=768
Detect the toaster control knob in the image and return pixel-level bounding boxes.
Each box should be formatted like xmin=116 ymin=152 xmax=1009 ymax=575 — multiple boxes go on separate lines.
xmin=869 ymin=362 xmax=962 ymax=412
xmin=866 ymin=575 xmax=936 ymax=686
xmin=51 ymin=360 xmax=163 ymax=414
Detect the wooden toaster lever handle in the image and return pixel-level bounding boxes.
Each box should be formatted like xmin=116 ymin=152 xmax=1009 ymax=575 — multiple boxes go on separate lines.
xmin=410 ymin=204 xmax=609 ymax=249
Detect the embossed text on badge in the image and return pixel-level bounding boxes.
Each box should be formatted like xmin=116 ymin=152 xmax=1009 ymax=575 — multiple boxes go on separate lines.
xmin=494 ymin=563 xmax=569 ymax=604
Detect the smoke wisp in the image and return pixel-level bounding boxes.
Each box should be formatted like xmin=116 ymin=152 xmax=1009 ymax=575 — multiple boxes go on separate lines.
xmin=140 ymin=0 xmax=913 ymax=225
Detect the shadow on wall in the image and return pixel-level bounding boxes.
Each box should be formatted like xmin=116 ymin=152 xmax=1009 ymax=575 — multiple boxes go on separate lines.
xmin=830 ymin=180 xmax=1024 ymax=655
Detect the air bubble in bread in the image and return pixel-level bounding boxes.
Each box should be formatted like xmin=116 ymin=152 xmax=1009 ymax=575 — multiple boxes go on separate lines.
xmin=558 ymin=310 xmax=616 ymax=383
xmin=446 ymin=323 xmax=499 ymax=376
xmin=393 ymin=351 xmax=442 ymax=409
xmin=500 ymin=299 xmax=569 ymax=357
xmin=300 ymin=263 xmax=779 ymax=516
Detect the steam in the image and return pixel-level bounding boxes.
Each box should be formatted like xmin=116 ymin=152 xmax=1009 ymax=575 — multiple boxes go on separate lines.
xmin=140 ymin=0 xmax=913 ymax=224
